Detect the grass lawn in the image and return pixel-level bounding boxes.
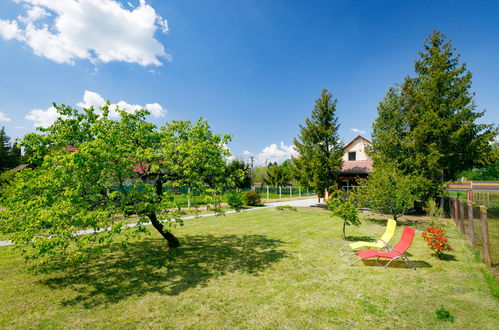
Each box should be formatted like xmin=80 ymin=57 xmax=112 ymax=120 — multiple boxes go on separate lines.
xmin=0 ymin=207 xmax=497 ymax=328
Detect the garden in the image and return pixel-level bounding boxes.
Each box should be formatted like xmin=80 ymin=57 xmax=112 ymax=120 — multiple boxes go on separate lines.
xmin=0 ymin=206 xmax=497 ymax=328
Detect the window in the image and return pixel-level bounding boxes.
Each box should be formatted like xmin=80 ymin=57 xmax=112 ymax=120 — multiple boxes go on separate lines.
xmin=348 ymin=152 xmax=356 ymax=161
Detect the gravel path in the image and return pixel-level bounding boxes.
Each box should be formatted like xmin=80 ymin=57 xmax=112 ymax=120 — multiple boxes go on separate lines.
xmin=0 ymin=198 xmax=322 ymax=247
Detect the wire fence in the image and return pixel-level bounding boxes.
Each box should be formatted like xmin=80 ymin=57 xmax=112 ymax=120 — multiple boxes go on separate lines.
xmin=446 ymin=196 xmax=498 ymax=272
xmin=165 ymin=185 xmax=316 ymax=208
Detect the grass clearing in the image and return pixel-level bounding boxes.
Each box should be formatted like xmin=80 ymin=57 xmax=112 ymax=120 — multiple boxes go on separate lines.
xmin=0 ymin=207 xmax=497 ymax=328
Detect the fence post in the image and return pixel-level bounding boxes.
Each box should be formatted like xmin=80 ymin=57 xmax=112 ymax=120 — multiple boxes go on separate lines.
xmin=458 ymin=198 xmax=465 ymax=235
xmin=480 ymin=205 xmax=491 ymax=267
xmin=451 ymin=198 xmax=458 ymax=225
xmin=467 ymin=201 xmax=474 ymax=245
xmin=266 ymin=186 xmax=269 ymax=200
xmin=279 ymin=186 xmax=282 ymax=200
xmin=187 ymin=187 xmax=191 ymax=208
xmin=289 ymin=186 xmax=292 ymax=198
xmin=299 ymin=186 xmax=301 ymax=197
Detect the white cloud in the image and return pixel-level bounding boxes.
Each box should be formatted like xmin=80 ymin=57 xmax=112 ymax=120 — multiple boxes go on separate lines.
xmin=0 ymin=111 xmax=12 ymax=122
xmin=243 ymin=150 xmax=253 ymax=156
xmin=0 ymin=0 xmax=169 ymax=66
xmin=254 ymin=142 xmax=297 ymax=166
xmin=0 ymin=19 xmax=23 ymax=40
xmin=350 ymin=128 xmax=366 ymax=134
xmin=25 ymin=106 xmax=62 ymax=128
xmin=26 ymin=90 xmax=166 ymax=128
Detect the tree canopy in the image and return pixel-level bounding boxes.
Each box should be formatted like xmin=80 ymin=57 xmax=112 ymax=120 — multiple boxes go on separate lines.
xmin=371 ymin=31 xmax=497 ymax=200
xmin=293 ymin=89 xmax=343 ymax=198
xmin=0 ymin=103 xmax=231 ymax=268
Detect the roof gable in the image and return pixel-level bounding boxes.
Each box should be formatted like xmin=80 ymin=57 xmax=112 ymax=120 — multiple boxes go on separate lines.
xmin=343 ymin=135 xmax=372 ymax=151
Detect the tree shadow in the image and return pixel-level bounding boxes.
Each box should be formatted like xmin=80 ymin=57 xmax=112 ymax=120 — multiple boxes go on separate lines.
xmin=361 ymin=259 xmax=432 ymax=269
xmin=39 ymin=234 xmax=288 ymax=309
xmin=365 ymin=217 xmax=427 ymax=230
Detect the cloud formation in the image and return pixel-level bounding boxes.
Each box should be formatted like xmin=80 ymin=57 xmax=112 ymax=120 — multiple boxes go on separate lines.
xmin=26 ymin=90 xmax=166 ymax=128
xmin=0 ymin=0 xmax=169 ymax=66
xmin=251 ymin=142 xmax=297 ymax=166
xmin=350 ymin=128 xmax=366 ymax=134
xmin=0 ymin=111 xmax=11 ymax=122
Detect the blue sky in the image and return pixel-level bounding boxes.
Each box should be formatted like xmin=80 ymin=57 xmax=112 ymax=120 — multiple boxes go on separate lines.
xmin=0 ymin=0 xmax=497 ymax=165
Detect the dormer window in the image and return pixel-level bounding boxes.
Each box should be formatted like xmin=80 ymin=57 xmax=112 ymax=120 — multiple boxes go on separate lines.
xmin=348 ymin=152 xmax=356 ymax=161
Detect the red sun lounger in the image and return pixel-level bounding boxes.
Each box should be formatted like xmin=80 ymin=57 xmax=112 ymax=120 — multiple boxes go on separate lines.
xmin=347 ymin=226 xmax=416 ymax=270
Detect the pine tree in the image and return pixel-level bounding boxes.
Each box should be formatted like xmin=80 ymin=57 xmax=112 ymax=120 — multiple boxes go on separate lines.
xmin=0 ymin=127 xmax=12 ymax=172
xmin=372 ymin=31 xmax=497 ymax=200
xmin=293 ymin=89 xmax=343 ymax=200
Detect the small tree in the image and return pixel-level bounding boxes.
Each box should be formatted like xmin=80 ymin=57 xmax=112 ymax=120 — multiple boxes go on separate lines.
xmin=327 ymin=191 xmax=360 ymax=239
xmin=264 ymin=162 xmax=292 ymax=187
xmin=358 ymin=163 xmax=418 ymax=220
xmin=226 ymin=159 xmax=252 ymax=189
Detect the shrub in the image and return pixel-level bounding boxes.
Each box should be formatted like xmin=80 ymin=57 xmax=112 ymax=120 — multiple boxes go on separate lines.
xmin=276 ymin=205 xmax=297 ymax=211
xmin=422 ymin=226 xmax=452 ymax=258
xmin=226 ymin=191 xmax=245 ymax=212
xmin=435 ymin=306 xmax=454 ymax=322
xmin=244 ymin=190 xmax=261 ymax=206
xmin=426 ymin=199 xmax=444 ymax=225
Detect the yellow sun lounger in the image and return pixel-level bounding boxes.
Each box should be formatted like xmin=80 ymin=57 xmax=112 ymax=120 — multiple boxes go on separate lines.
xmin=339 ymin=219 xmax=396 ymax=256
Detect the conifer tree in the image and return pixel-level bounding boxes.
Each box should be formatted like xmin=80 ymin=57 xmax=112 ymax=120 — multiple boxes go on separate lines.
xmin=372 ymin=31 xmax=496 ymax=200
xmin=293 ymin=89 xmax=343 ymax=200
xmin=0 ymin=127 xmax=12 ymax=172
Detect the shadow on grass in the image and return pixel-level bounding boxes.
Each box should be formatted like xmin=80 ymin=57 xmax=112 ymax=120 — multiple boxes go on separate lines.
xmin=40 ymin=234 xmax=288 ymax=308
xmin=365 ymin=217 xmax=427 ymax=230
xmin=361 ymin=259 xmax=432 ymax=269
xmin=345 ymin=235 xmax=374 ymax=242
xmin=434 ymin=253 xmax=457 ymax=261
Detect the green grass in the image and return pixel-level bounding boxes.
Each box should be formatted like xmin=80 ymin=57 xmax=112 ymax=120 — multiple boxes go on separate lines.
xmin=0 ymin=207 xmax=498 ymax=328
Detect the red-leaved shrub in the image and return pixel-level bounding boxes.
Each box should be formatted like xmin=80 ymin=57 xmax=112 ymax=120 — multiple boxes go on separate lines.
xmin=422 ymin=226 xmax=452 ymax=258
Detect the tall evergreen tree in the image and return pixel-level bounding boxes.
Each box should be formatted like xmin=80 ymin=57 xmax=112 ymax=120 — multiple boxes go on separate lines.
xmin=293 ymin=89 xmax=343 ymax=200
xmin=372 ymin=31 xmax=497 ymax=200
xmin=0 ymin=127 xmax=12 ymax=172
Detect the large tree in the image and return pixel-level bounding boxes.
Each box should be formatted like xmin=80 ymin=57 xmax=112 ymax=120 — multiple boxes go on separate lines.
xmin=293 ymin=89 xmax=343 ymax=200
xmin=372 ymin=31 xmax=497 ymax=200
xmin=0 ymin=103 xmax=230 ymax=268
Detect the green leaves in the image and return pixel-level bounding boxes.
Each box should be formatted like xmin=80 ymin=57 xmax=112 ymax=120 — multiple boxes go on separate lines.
xmin=371 ymin=31 xmax=497 ymax=200
xmin=293 ymin=89 xmax=343 ymax=197
xmin=327 ymin=191 xmax=360 ymax=239
xmin=0 ymin=103 xmax=231 ymax=269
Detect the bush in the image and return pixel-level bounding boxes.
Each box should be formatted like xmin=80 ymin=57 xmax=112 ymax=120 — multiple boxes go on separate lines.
xmin=226 ymin=191 xmax=245 ymax=212
xmin=435 ymin=306 xmax=454 ymax=322
xmin=276 ymin=205 xmax=297 ymax=211
xmin=244 ymin=190 xmax=261 ymax=206
xmin=422 ymin=226 xmax=452 ymax=258
xmin=426 ymin=199 xmax=444 ymax=225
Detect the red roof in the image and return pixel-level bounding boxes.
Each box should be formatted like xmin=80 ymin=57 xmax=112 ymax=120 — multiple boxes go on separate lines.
xmin=340 ymin=160 xmax=373 ymax=174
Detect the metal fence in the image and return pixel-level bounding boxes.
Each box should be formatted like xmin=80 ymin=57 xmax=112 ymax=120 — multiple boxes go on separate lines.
xmin=447 ymin=197 xmax=497 ymax=271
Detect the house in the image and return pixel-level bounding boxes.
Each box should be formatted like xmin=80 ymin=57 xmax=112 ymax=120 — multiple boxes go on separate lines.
xmin=338 ymin=135 xmax=373 ymax=190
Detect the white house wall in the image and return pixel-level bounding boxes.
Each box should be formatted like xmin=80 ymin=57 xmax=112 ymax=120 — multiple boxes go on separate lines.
xmin=343 ymin=138 xmax=370 ymax=161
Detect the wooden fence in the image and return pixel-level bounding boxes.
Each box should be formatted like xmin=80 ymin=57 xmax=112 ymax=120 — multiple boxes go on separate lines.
xmin=448 ymin=197 xmax=497 ymax=270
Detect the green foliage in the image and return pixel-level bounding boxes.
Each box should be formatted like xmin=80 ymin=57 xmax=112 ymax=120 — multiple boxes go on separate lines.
xmin=0 ymin=127 xmax=21 ymax=172
xmin=276 ymin=205 xmax=297 ymax=211
xmin=435 ymin=306 xmax=454 ymax=322
xmin=371 ymin=31 xmax=497 ymax=200
xmin=327 ymin=191 xmax=360 ymax=238
xmin=293 ymin=89 xmax=343 ymax=198
xmin=358 ymin=163 xmax=418 ymax=220
xmin=225 ymin=191 xmax=245 ymax=212
xmin=264 ymin=161 xmax=292 ymax=187
xmin=426 ymin=199 xmax=444 ymax=226
xmin=0 ymin=103 xmax=231 ymax=269
xmin=226 ymin=159 xmax=252 ymax=189
xmin=244 ymin=190 xmax=261 ymax=206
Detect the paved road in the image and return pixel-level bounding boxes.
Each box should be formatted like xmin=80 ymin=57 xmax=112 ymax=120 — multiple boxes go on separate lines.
xmin=0 ymin=198 xmax=321 ymax=247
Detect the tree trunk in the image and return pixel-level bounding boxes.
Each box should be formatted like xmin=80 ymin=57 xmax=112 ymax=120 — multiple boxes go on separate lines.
xmin=147 ymin=213 xmax=180 ymax=248
xmin=342 ymin=221 xmax=346 ymax=239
